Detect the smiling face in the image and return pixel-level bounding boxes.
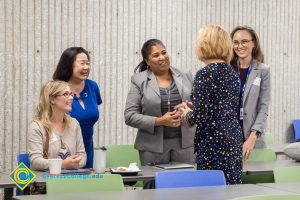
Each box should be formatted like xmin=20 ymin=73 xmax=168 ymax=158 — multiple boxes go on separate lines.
xmin=70 ymin=52 xmax=90 ymax=81
xmin=232 ymin=30 xmax=255 ymax=61
xmin=52 ymin=86 xmax=74 ymax=114
xmin=146 ymin=44 xmax=170 ymax=75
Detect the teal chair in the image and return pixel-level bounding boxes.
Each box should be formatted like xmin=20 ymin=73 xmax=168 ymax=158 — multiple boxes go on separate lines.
xmin=106 ymin=144 xmax=142 ymax=187
xmin=233 ymin=194 xmax=300 ymax=200
xmin=243 ymin=149 xmax=276 ymax=184
xmin=273 ymin=166 xmax=300 ymax=183
xmin=46 ymin=174 xmax=124 ymax=194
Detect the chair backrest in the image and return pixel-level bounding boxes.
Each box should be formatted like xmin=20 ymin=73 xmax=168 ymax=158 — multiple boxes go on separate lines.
xmin=273 ymin=166 xmax=300 ymax=183
xmin=247 ymin=149 xmax=276 ymax=162
xmin=292 ymin=120 xmax=300 ymax=142
xmin=242 ymin=148 xmax=276 ymax=184
xmin=155 ymin=170 xmax=226 ymax=189
xmin=17 ymin=153 xmax=30 ymax=168
xmin=233 ymin=194 xmax=300 ymax=200
xmin=106 ymin=144 xmax=141 ymax=168
xmin=46 ymin=174 xmax=124 ymax=194
xmin=265 ymin=132 xmax=274 ymax=145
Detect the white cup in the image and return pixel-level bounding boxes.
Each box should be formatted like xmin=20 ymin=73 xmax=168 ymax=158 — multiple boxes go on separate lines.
xmin=48 ymin=158 xmax=62 ymax=175
xmin=94 ymin=147 xmax=106 ymax=173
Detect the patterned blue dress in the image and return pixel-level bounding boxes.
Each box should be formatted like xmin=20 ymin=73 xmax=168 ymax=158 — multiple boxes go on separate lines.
xmin=186 ymin=62 xmax=243 ymax=184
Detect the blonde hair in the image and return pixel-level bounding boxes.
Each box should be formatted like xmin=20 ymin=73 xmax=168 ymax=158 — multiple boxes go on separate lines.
xmin=196 ymin=25 xmax=233 ymax=63
xmin=33 ymin=80 xmax=72 ymax=139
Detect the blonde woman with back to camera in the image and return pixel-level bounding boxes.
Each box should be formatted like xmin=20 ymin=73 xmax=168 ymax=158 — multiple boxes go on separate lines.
xmin=178 ymin=25 xmax=243 ymax=184
xmin=28 ymin=80 xmax=86 ymax=171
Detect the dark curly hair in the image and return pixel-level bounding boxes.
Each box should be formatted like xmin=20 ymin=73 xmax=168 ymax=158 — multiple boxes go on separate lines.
xmin=134 ymin=39 xmax=165 ymax=73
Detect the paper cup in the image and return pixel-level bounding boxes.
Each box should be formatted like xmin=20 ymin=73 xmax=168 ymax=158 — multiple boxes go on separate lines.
xmin=48 ymin=158 xmax=62 ymax=175
xmin=94 ymin=148 xmax=106 ymax=173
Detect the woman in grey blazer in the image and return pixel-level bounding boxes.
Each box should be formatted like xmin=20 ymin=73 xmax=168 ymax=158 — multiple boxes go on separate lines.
xmin=231 ymin=26 xmax=270 ymax=160
xmin=124 ymin=39 xmax=195 ymax=168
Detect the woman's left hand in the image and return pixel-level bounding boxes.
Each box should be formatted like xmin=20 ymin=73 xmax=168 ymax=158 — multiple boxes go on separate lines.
xmin=243 ymin=131 xmax=257 ymax=160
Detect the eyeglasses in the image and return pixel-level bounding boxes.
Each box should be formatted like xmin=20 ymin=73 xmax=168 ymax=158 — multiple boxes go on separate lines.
xmin=56 ymin=91 xmax=74 ymax=98
xmin=233 ymin=39 xmax=253 ymax=48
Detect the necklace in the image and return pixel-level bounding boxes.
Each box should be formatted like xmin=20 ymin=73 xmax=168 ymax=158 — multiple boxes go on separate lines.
xmin=165 ymin=87 xmax=171 ymax=112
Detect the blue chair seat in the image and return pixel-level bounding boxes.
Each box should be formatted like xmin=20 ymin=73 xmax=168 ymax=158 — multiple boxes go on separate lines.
xmin=155 ymin=170 xmax=226 ymax=189
xmin=292 ymin=120 xmax=300 ymax=142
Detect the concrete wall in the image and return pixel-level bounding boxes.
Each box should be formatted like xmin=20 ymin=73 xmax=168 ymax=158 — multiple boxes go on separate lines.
xmin=1 ymin=0 xmax=300 ymax=174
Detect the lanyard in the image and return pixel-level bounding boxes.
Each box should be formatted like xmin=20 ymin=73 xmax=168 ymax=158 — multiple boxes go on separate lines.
xmin=238 ymin=61 xmax=253 ymax=99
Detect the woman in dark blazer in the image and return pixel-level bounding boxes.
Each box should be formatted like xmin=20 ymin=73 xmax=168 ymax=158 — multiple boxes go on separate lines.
xmin=124 ymin=39 xmax=195 ymax=168
xmin=230 ymin=26 xmax=270 ymax=160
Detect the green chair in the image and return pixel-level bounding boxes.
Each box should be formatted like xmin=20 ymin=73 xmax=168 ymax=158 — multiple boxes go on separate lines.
xmin=247 ymin=148 xmax=276 ymax=162
xmin=273 ymin=166 xmax=300 ymax=183
xmin=46 ymin=174 xmax=124 ymax=194
xmin=243 ymin=149 xmax=276 ymax=184
xmin=233 ymin=194 xmax=300 ymax=200
xmin=265 ymin=132 xmax=275 ymax=145
xmin=106 ymin=144 xmax=142 ymax=187
xmin=106 ymin=144 xmax=141 ymax=168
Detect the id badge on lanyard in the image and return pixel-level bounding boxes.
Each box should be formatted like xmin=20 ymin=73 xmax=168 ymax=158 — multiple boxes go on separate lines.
xmin=238 ymin=61 xmax=253 ymax=121
xmin=240 ymin=108 xmax=244 ymax=120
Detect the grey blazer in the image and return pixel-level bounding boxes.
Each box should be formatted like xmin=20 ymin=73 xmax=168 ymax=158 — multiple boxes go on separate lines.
xmin=242 ymin=59 xmax=270 ymax=148
xmin=124 ymin=67 xmax=195 ymax=153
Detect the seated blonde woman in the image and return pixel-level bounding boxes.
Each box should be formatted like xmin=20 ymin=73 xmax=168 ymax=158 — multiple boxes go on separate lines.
xmin=28 ymin=80 xmax=86 ymax=170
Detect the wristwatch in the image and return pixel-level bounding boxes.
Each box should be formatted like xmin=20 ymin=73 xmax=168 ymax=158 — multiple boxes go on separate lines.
xmin=252 ymin=130 xmax=261 ymax=137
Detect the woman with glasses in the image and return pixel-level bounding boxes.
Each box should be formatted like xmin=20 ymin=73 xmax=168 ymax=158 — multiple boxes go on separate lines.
xmin=53 ymin=47 xmax=102 ymax=168
xmin=178 ymin=25 xmax=243 ymax=184
xmin=230 ymin=26 xmax=270 ymax=160
xmin=28 ymin=80 xmax=86 ymax=170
